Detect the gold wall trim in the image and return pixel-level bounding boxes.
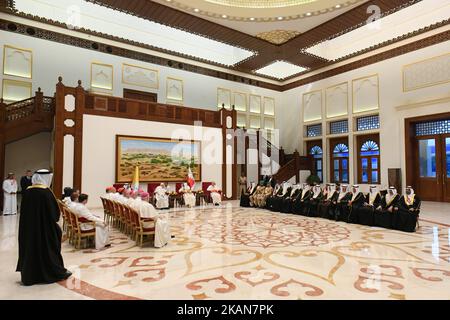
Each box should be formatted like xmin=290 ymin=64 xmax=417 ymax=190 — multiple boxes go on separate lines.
xmin=402 ymin=52 xmax=450 ymax=92
xmin=166 ymin=76 xmax=184 ymax=104
xmin=325 ymin=81 xmax=348 ymax=119
xmin=90 ymin=61 xmax=114 ymax=91
xmin=351 ymin=74 xmax=380 ymax=114
xmin=249 ymin=94 xmax=262 ymax=114
xmin=3 ymin=44 xmax=33 ymax=79
xmin=233 ymin=91 xmax=248 ymax=112
xmin=395 ymin=96 xmax=450 ymax=111
xmin=122 ymin=63 xmax=159 ymax=89
xmin=1 ymin=78 xmax=32 ymax=102
xmin=217 ymin=87 xmax=232 ymax=109
xmin=303 ymin=89 xmax=323 ymax=123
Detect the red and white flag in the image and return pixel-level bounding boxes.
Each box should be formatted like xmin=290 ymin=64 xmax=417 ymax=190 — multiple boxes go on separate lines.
xmin=187 ymin=167 xmax=195 ymax=189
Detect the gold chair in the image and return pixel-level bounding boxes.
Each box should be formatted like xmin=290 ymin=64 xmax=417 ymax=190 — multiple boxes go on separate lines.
xmin=130 ymin=209 xmax=155 ymax=247
xmin=68 ymin=209 xmax=96 ymax=249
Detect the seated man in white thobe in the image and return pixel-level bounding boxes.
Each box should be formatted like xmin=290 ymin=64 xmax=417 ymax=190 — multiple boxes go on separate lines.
xmin=135 ymin=192 xmax=171 ymax=248
xmin=179 ymin=183 xmax=196 ymax=208
xmin=125 ymin=190 xmax=138 ymax=208
xmin=154 ymin=183 xmax=169 ymax=209
xmin=109 ymin=188 xmax=124 ymax=202
xmin=72 ymin=193 xmax=110 ymax=250
xmin=3 ymin=173 xmax=18 ymax=216
xmin=207 ymin=182 xmax=222 ymax=206
xmin=115 ymin=188 xmax=129 ymax=204
xmin=62 ymin=187 xmax=74 ymax=206
xmin=103 ymin=186 xmax=116 ymax=200
xmin=66 ymin=190 xmax=80 ymax=209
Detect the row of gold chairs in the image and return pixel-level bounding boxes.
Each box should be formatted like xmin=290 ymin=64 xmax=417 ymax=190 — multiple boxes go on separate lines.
xmin=100 ymin=197 xmax=155 ymax=247
xmin=57 ymin=200 xmax=96 ymax=249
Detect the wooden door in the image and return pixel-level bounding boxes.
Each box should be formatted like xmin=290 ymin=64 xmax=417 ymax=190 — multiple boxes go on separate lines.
xmin=415 ymin=135 xmax=443 ymax=201
xmin=329 ymin=137 xmax=349 ymax=184
xmin=441 ymin=134 xmax=450 ymax=202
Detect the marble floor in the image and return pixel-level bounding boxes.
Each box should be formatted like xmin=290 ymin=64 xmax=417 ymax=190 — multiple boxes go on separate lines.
xmin=0 ymin=201 xmax=449 ymax=300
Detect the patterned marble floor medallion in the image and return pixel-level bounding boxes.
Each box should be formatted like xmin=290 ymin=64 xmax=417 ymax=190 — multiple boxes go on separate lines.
xmin=2 ymin=203 xmax=450 ymax=300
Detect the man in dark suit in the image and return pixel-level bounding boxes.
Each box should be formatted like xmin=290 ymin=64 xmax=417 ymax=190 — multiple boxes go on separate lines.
xmin=20 ymin=170 xmax=33 ymax=193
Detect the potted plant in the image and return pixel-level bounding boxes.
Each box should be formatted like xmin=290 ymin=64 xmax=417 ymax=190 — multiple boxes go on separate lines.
xmin=306 ymin=174 xmax=321 ymax=186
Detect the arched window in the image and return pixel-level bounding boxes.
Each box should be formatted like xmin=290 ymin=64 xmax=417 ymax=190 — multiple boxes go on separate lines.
xmin=357 ymin=135 xmax=380 ymax=184
xmin=330 ymin=139 xmax=349 ymax=183
xmin=310 ymin=145 xmax=323 ymax=182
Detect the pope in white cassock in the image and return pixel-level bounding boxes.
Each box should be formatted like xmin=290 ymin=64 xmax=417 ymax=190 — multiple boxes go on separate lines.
xmin=179 ymin=183 xmax=196 ymax=208
xmin=154 ymin=183 xmax=169 ymax=209
xmin=3 ymin=173 xmax=18 ymax=215
xmin=133 ymin=192 xmax=171 ymax=248
xmin=72 ymin=193 xmax=110 ymax=250
xmin=207 ymin=182 xmax=222 ymax=206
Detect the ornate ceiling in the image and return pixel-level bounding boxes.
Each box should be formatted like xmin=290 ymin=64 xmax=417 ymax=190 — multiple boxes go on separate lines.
xmin=1 ymin=0 xmax=449 ymax=84
xmin=153 ymin=0 xmax=366 ymax=22
xmin=203 ymin=0 xmax=317 ymax=8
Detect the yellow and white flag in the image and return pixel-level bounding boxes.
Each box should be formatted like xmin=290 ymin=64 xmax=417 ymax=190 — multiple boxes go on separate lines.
xmin=131 ymin=166 xmax=140 ymax=191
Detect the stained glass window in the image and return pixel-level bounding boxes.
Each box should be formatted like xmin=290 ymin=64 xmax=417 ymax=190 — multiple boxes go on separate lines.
xmin=306 ymin=124 xmax=322 ymax=137
xmin=310 ymin=145 xmax=323 ymax=182
xmin=360 ymin=140 xmax=380 ymax=156
xmin=330 ymin=120 xmax=348 ymax=135
xmin=357 ymin=115 xmax=380 ymax=131
xmin=416 ymin=120 xmax=450 ymax=136
xmin=333 ymin=143 xmax=349 ymax=158
xmin=310 ymin=145 xmax=323 ymax=158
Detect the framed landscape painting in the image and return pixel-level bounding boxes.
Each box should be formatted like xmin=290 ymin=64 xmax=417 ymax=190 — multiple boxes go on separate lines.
xmin=116 ymin=135 xmax=201 ymax=183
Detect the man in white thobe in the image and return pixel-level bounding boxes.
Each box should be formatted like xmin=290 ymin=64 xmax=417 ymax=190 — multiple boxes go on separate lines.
xmin=135 ymin=192 xmax=170 ymax=248
xmin=3 ymin=173 xmax=18 ymax=215
xmin=72 ymin=193 xmax=110 ymax=250
xmin=179 ymin=183 xmax=196 ymax=208
xmin=114 ymin=188 xmax=128 ymax=204
xmin=207 ymin=182 xmax=222 ymax=206
xmin=125 ymin=190 xmax=138 ymax=207
xmin=103 ymin=187 xmax=117 ymax=200
xmin=154 ymin=183 xmax=169 ymax=209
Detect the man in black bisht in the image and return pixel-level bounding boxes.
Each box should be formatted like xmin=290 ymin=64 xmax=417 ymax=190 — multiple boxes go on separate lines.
xmin=16 ymin=169 xmax=72 ymax=286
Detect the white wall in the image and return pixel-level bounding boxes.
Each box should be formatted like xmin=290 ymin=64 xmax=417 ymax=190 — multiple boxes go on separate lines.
xmin=81 ymin=115 xmax=223 ymax=208
xmin=0 ymin=30 xmax=282 ymax=111
xmin=4 ymin=132 xmax=52 ymax=191
xmin=282 ymin=41 xmax=450 ymax=192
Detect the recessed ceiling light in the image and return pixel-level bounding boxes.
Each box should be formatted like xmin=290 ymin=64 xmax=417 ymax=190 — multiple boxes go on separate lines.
xmin=194 ymin=8 xmax=199 ymax=12
xmin=306 ymin=12 xmax=312 ymax=16
xmin=222 ymin=14 xmax=228 ymax=18
xmin=335 ymin=4 xmax=341 ymax=8
xmin=250 ymin=17 xmax=255 ymax=21
xmin=277 ymin=16 xmax=283 ymax=20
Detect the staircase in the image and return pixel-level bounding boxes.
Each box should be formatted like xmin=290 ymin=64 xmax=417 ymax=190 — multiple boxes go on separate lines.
xmin=258 ymin=133 xmax=313 ymax=183
xmin=0 ymin=88 xmax=55 ymax=143
xmin=0 ymin=89 xmax=55 ymax=191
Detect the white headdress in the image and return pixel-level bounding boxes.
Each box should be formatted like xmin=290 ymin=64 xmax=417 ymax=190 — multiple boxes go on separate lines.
xmin=31 ymin=169 xmax=53 ymax=188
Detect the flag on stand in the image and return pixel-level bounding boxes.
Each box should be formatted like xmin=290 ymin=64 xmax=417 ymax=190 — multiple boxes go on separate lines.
xmin=131 ymin=166 xmax=140 ymax=191
xmin=187 ymin=166 xmax=195 ymax=189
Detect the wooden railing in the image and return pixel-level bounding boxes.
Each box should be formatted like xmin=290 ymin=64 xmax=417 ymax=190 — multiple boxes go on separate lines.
xmin=272 ymin=151 xmax=313 ymax=183
xmin=83 ymin=92 xmax=222 ymax=128
xmin=0 ymin=89 xmax=55 ymax=207
xmin=0 ymin=88 xmax=55 ymax=144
